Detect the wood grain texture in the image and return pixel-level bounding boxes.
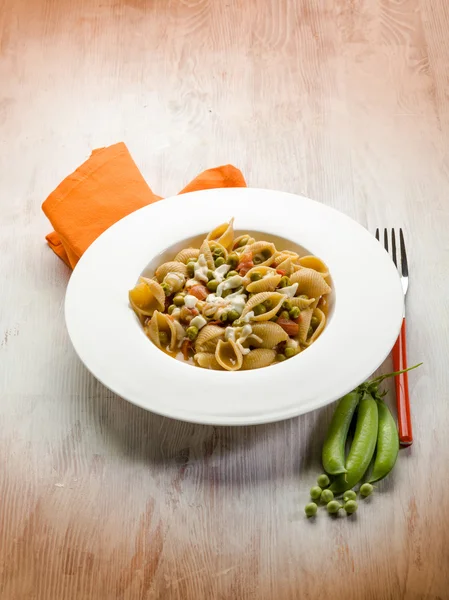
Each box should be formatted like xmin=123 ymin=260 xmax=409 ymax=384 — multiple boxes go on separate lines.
xmin=1 ymin=0 xmax=448 ymax=598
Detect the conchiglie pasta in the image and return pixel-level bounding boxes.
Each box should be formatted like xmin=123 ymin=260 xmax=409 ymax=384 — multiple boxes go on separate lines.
xmin=129 ymin=277 xmax=165 ymax=319
xmin=195 ymin=325 xmax=225 ymax=353
xmin=290 ymin=268 xmax=331 ymax=298
xmin=244 ymin=267 xmax=282 ymax=293
xmin=194 ymin=352 xmax=222 ymax=370
xmin=241 ymin=292 xmax=285 ymax=322
xmin=155 ymin=261 xmax=188 ymax=282
xmin=250 ymin=322 xmax=289 ymax=348
xmin=206 ymin=219 xmax=234 ymax=250
xmin=242 ymin=349 xmax=276 ymax=370
xmin=297 ymin=255 xmax=329 ymax=278
xmin=215 ymin=339 xmax=243 ymax=371
xmin=175 ymin=248 xmax=200 ymax=263
xmin=130 ymin=219 xmax=332 ymax=371
xmin=146 ymin=311 xmax=177 ymax=351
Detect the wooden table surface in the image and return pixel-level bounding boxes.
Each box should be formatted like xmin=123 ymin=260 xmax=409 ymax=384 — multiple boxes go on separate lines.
xmin=1 ymin=1 xmax=448 ymax=598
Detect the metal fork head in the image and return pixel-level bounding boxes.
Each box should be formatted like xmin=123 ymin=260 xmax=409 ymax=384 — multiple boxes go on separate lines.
xmin=375 ymin=228 xmax=409 ymax=296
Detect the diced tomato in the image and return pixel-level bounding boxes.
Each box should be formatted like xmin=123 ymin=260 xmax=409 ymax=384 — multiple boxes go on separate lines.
xmin=277 ymin=318 xmax=299 ymax=337
xmin=238 ymin=252 xmax=254 ymax=276
xmin=208 ymin=320 xmax=226 ymax=327
xmin=181 ymin=339 xmax=192 ymax=360
xmin=276 ymin=269 xmax=286 ymax=276
xmin=189 ymin=284 xmax=208 ymax=300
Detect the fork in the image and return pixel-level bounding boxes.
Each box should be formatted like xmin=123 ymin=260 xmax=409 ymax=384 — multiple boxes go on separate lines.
xmin=375 ymin=228 xmax=412 ymax=446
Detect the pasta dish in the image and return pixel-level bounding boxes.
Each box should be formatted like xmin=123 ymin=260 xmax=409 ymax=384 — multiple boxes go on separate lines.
xmin=129 ymin=219 xmax=331 ymax=371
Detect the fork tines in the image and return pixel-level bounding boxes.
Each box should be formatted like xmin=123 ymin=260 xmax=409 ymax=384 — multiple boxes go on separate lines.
xmin=375 ymin=228 xmax=408 ymax=279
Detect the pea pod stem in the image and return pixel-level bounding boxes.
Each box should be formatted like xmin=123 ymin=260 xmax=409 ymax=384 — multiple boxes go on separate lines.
xmin=330 ymin=391 xmax=379 ymax=494
xmin=322 ymin=390 xmax=361 ymax=475
xmin=362 ymin=363 xmax=422 ymax=389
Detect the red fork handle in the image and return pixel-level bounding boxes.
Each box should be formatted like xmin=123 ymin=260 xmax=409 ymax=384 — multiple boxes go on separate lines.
xmin=392 ymin=318 xmax=412 ymax=446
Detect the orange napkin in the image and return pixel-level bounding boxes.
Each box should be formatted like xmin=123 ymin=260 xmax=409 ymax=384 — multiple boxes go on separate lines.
xmin=42 ymin=142 xmax=246 ymax=268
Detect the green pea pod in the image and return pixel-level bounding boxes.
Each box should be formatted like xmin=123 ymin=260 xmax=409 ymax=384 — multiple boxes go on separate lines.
xmin=368 ymin=399 xmax=399 ymax=483
xmin=322 ymin=390 xmax=361 ymax=475
xmin=330 ymin=391 xmax=379 ymax=493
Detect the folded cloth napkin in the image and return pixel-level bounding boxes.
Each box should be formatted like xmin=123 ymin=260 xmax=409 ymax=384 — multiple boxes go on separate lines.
xmin=42 ymin=142 xmax=246 ymax=268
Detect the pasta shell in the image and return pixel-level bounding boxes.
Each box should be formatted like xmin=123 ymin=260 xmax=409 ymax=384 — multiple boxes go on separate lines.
xmin=241 ymin=292 xmax=285 ymax=322
xmin=215 ymin=339 xmax=243 ymax=371
xmin=155 ymin=261 xmax=188 ymax=282
xmin=129 ymin=277 xmax=165 ymax=319
xmin=208 ymin=240 xmax=228 ymax=261
xmin=174 ymin=248 xmax=200 ymax=264
xmin=233 ymin=234 xmax=255 ymax=252
xmin=247 ymin=241 xmax=276 ymax=267
xmin=298 ymin=255 xmax=329 ymax=278
xmin=290 ymin=296 xmax=316 ymax=310
xmin=249 ymin=322 xmax=289 ymax=348
xmin=206 ymin=218 xmax=234 ymax=250
xmin=273 ymin=251 xmax=299 ymax=267
xmin=199 ymin=239 xmax=215 ymax=270
xmin=309 ymin=308 xmax=326 ymax=343
xmin=194 ymin=352 xmax=222 ymax=370
xmin=242 ymin=348 xmax=276 ymax=370
xmin=290 ymin=268 xmax=331 ymax=298
xmin=275 ymin=257 xmax=294 ymax=276
xmin=195 ymin=324 xmax=225 ymax=353
xmin=146 ymin=311 xmax=177 ymax=351
xmin=298 ymin=308 xmax=313 ymax=344
xmin=244 ymin=267 xmax=282 ymax=293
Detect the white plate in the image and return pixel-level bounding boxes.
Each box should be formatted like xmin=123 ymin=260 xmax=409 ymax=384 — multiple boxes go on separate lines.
xmin=65 ymin=188 xmax=403 ymax=425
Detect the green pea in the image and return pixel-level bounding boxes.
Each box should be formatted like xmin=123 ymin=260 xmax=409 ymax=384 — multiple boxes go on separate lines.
xmin=344 ymin=500 xmax=358 ymax=514
xmin=227 ymin=310 xmax=240 ymax=323
xmin=307 ymin=326 xmax=313 ymax=337
xmin=360 ymin=483 xmax=374 ymax=497
xmin=368 ymin=398 xmax=399 ymax=484
xmin=299 ymin=294 xmax=309 ymax=299
xmin=270 ymin=316 xmax=278 ymax=322
xmin=158 ymin=331 xmax=169 ymax=346
xmin=168 ymin=304 xmax=176 ymax=315
xmin=343 ymin=490 xmax=357 ymax=502
xmin=322 ymin=389 xmax=361 ymax=475
xmin=215 ymin=257 xmax=225 ymax=267
xmin=173 ymin=295 xmax=185 ymax=306
xmin=161 ymin=283 xmax=170 ymax=296
xmin=311 ymin=316 xmax=320 ymax=329
xmin=304 ymin=502 xmax=318 ymax=517
xmin=282 ymin=300 xmax=292 ymax=310
xmin=236 ymin=236 xmax=249 ymax=248
xmin=250 ymin=272 xmax=263 ymax=282
xmin=220 ymin=312 xmax=228 ymax=323
xmin=185 ymin=326 xmax=198 ymax=341
xmin=213 ymin=247 xmax=224 ymax=258
xmin=263 ymin=299 xmax=273 ymax=309
xmin=289 ymin=307 xmax=300 ymax=319
xmin=310 ymin=486 xmax=322 ymax=501
xmin=227 ymin=253 xmax=239 ymax=268
xmin=330 ymin=391 xmax=379 ymax=494
xmin=320 ymin=489 xmax=334 ymax=504
xmin=279 ymin=310 xmax=290 ymax=320
xmin=278 ymin=276 xmax=291 ymax=288
xmin=222 ymin=289 xmax=232 ymax=298
xmin=187 ymin=263 xmax=195 ymax=277
xmin=227 ymin=270 xmax=238 ymax=278
xmin=253 ymin=304 xmax=266 ymax=316
xmin=207 ymin=270 xmax=215 ymax=281
xmin=253 ymin=255 xmax=263 ymax=265
xmin=261 ymin=248 xmax=272 ymax=260
xmin=327 ymin=500 xmax=342 ymax=514
xmin=317 ymin=474 xmax=330 ymax=488
xmin=276 ymin=353 xmax=286 ymax=362
xmin=207 ymin=280 xmax=219 ymax=292
xmin=284 ymin=347 xmax=296 ymax=358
